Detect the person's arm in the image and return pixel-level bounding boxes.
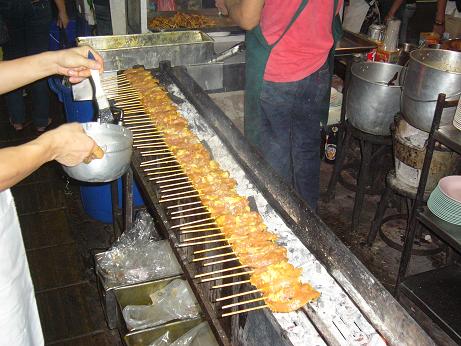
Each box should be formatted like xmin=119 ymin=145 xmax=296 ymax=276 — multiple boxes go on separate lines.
xmin=216 ymin=0 xmax=265 ymax=30
xmin=433 ymin=0 xmax=447 ymax=34
xmin=386 ymin=0 xmax=405 ymax=20
xmin=0 ymin=123 xmax=96 ymax=191
xmin=0 ymin=46 xmax=103 ymax=94
xmin=54 ymin=0 xmax=70 ymax=28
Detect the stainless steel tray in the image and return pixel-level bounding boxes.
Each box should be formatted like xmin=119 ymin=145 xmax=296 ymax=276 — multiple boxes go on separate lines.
xmin=336 ymin=30 xmax=377 ymax=56
xmin=77 ymin=32 xmax=214 ymax=71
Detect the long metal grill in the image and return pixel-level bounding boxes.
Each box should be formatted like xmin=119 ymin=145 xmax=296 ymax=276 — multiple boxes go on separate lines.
xmin=100 ymin=69 xmax=320 ymax=320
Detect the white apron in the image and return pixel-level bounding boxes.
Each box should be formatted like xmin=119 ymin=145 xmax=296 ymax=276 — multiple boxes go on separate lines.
xmin=0 ymin=189 xmax=44 ymax=346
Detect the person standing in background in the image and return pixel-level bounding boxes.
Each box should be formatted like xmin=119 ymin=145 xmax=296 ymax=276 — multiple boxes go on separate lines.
xmin=215 ymin=0 xmax=342 ymax=210
xmin=0 ymin=0 xmax=69 ymax=133
xmin=93 ymin=0 xmax=112 ymax=35
xmin=435 ymin=0 xmax=461 ymax=37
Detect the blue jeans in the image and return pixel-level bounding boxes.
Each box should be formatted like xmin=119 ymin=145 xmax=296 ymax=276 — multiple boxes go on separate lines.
xmin=0 ymin=0 xmax=51 ymax=127
xmin=259 ymin=62 xmax=331 ymax=209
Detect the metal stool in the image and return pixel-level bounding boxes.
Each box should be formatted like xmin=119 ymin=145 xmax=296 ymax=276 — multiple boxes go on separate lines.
xmin=368 ymin=171 xmax=442 ymax=256
xmin=326 ymin=120 xmax=393 ymax=232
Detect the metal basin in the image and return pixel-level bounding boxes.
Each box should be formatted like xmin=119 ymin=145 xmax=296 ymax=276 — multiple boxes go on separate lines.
xmin=401 ymin=48 xmax=461 ymax=132
xmin=62 ymin=122 xmax=133 ymax=182
xmin=346 ymin=62 xmax=403 ymax=135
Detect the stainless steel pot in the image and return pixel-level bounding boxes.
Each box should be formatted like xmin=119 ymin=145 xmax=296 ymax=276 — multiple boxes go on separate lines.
xmin=346 ymin=62 xmax=403 ymax=135
xmin=401 ymin=48 xmax=461 ymax=132
xmin=63 ymin=122 xmax=133 ymax=182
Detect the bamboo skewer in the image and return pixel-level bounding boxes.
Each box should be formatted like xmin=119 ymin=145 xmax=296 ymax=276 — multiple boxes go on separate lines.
xmin=193 ymin=245 xmax=233 ymax=255
xmin=193 ymin=251 xmax=236 ymax=262
xmin=160 ymin=184 xmax=193 ymax=194
xmin=177 ymin=238 xmax=228 ymax=247
xmin=134 ymin=144 xmax=169 ymax=149
xmin=134 ymin=138 xmax=165 ymax=144
xmin=167 ymin=201 xmax=202 ymax=210
xmin=171 ymin=217 xmax=213 ymax=229
xmin=160 ymin=189 xmax=198 ymax=199
xmin=201 ymin=271 xmax=253 ymax=283
xmin=130 ymin=127 xmax=160 ymax=133
xmin=204 ymin=257 xmax=240 ymax=267
xmin=159 ymin=193 xmax=200 ymax=203
xmin=212 ymin=280 xmax=250 ymax=289
xmin=180 ymin=227 xmax=220 ymax=234
xmin=141 ymin=156 xmax=175 ymax=165
xmin=194 ymin=265 xmax=248 ymax=278
xmin=126 ymin=124 xmax=158 ymax=131
xmin=141 ymin=149 xmax=171 ymax=156
xmin=182 ymin=233 xmax=224 ymax=242
xmin=143 ymin=164 xmax=180 ymax=172
xmin=159 ymin=181 xmax=191 ymax=189
xmin=222 ymin=305 xmax=268 ymax=318
xmin=222 ymin=298 xmax=266 ymax=310
xmin=153 ymin=176 xmax=190 ymax=184
xmin=147 ymin=168 xmax=183 ymax=176
xmin=132 ymin=133 xmax=163 ymax=139
xmin=179 ymin=221 xmax=216 ymax=230
xmin=122 ymin=120 xmax=152 ymax=125
xmin=216 ymin=289 xmax=261 ymax=302
xmin=142 ymin=159 xmax=177 ymax=167
xmin=170 ymin=204 xmax=205 ymax=215
xmin=171 ymin=211 xmax=209 ymax=220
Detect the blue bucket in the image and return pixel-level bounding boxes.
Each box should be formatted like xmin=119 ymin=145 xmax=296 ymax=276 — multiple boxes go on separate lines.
xmin=48 ymin=79 xmax=145 ymax=223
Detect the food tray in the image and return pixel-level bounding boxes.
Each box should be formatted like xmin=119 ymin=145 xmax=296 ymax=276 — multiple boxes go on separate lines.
xmin=336 ymin=30 xmax=377 ymax=56
xmin=147 ymin=9 xmax=241 ymax=33
xmin=77 ymin=31 xmax=214 ymax=71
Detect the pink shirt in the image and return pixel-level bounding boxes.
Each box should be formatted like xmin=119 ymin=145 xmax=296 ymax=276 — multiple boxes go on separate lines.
xmin=261 ymin=0 xmax=339 ymax=82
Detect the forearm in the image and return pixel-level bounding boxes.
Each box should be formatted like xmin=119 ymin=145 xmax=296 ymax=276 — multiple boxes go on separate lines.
xmin=0 ymin=138 xmax=54 ymax=190
xmin=225 ymin=0 xmax=264 ymax=30
xmin=54 ymin=0 xmax=67 ymax=16
xmin=0 ymin=52 xmax=58 ymax=94
xmin=436 ymin=0 xmax=447 ymax=23
xmin=387 ymin=0 xmax=405 ymax=18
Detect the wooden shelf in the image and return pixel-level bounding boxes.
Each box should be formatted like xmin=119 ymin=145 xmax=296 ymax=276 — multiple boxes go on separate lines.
xmin=399 ymin=265 xmax=461 ymax=344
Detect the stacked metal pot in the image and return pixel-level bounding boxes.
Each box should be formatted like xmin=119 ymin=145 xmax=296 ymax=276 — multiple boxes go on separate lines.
xmin=346 ymin=49 xmax=461 ymax=136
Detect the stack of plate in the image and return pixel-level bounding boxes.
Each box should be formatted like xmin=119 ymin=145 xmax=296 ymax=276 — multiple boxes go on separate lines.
xmin=452 ymin=101 xmax=461 ymax=130
xmin=427 ymin=176 xmax=461 ymax=225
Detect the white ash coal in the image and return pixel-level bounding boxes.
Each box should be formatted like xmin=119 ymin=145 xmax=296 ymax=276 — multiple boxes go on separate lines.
xmin=166 ymin=83 xmax=384 ymax=346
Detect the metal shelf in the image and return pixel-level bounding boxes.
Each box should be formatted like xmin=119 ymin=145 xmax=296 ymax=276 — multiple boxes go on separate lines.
xmin=434 ymin=124 xmax=461 ymax=154
xmin=417 ymin=207 xmax=461 ymax=253
xmin=399 ymin=264 xmax=461 ymax=344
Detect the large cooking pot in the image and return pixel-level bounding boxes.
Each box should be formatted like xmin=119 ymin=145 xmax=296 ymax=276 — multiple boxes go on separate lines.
xmin=62 ymin=122 xmax=133 ymax=182
xmin=401 ymin=48 xmax=461 ymax=132
xmin=346 ymin=62 xmax=403 ymax=135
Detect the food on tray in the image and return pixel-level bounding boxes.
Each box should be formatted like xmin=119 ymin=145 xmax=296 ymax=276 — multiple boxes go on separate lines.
xmin=121 ymin=67 xmax=320 ymax=313
xmin=149 ymin=12 xmax=216 ymax=30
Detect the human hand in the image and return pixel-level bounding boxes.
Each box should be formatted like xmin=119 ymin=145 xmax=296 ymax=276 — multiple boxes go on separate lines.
xmin=54 ymin=46 xmax=104 ymax=83
xmin=57 ymin=10 xmax=70 ymax=29
xmin=433 ymin=22 xmax=445 ymax=35
xmin=40 ymin=123 xmax=98 ymax=166
xmin=215 ymin=0 xmax=229 ymax=16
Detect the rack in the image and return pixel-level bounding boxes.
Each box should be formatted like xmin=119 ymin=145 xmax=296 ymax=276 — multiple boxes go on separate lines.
xmin=396 ymin=94 xmax=461 ymax=344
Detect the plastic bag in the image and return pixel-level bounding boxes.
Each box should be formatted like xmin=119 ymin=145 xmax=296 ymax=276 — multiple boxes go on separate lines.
xmin=157 ymin=0 xmax=176 ymax=11
xmin=96 ymin=211 xmax=181 ymax=287
xmin=170 ymin=322 xmax=218 ymax=346
xmin=148 ymin=331 xmax=171 ymax=346
xmin=122 ymin=279 xmax=200 ymax=331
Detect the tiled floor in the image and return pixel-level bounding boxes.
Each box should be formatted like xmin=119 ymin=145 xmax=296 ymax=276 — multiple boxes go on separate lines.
xmin=0 ymin=95 xmax=121 ymax=345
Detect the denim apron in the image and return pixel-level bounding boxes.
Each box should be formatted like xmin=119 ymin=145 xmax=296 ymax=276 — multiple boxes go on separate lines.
xmin=244 ymin=0 xmax=342 ymax=148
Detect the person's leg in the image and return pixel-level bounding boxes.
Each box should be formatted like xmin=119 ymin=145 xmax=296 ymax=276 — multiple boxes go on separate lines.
xmin=1 ymin=0 xmax=27 ymax=128
xmin=25 ymin=0 xmax=52 ymax=129
xmin=292 ymin=62 xmax=331 ymax=209
xmin=259 ymin=80 xmax=298 ymax=184
xmin=94 ymin=4 xmax=113 ymax=36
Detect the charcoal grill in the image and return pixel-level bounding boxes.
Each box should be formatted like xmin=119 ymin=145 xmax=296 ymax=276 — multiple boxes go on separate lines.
xmin=99 ymin=63 xmax=435 ymax=346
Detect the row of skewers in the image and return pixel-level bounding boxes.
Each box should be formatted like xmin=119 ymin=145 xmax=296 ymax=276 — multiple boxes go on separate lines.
xmin=101 ymin=68 xmax=320 ymax=317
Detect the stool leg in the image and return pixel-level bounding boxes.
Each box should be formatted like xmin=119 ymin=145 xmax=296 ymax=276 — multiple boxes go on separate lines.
xmin=368 ymin=185 xmax=392 ymax=245
xmin=352 ymin=139 xmax=372 ymax=232
xmin=326 ymin=124 xmax=352 ymax=201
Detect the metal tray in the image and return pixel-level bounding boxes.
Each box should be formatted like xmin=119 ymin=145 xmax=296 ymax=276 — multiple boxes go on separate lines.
xmin=336 ymin=30 xmax=377 ymax=56
xmin=147 ymin=9 xmax=241 ymax=33
xmin=123 ymin=318 xmax=204 ymax=346
xmin=77 ymin=32 xmax=214 ymax=71
xmin=114 ymin=277 xmax=200 ymax=335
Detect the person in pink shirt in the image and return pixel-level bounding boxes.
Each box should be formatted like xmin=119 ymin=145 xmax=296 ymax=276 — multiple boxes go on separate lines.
xmin=215 ymin=0 xmax=342 ymax=209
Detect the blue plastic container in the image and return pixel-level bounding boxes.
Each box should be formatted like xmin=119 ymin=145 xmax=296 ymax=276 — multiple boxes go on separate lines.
xmin=48 ymin=78 xmax=145 ymax=223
